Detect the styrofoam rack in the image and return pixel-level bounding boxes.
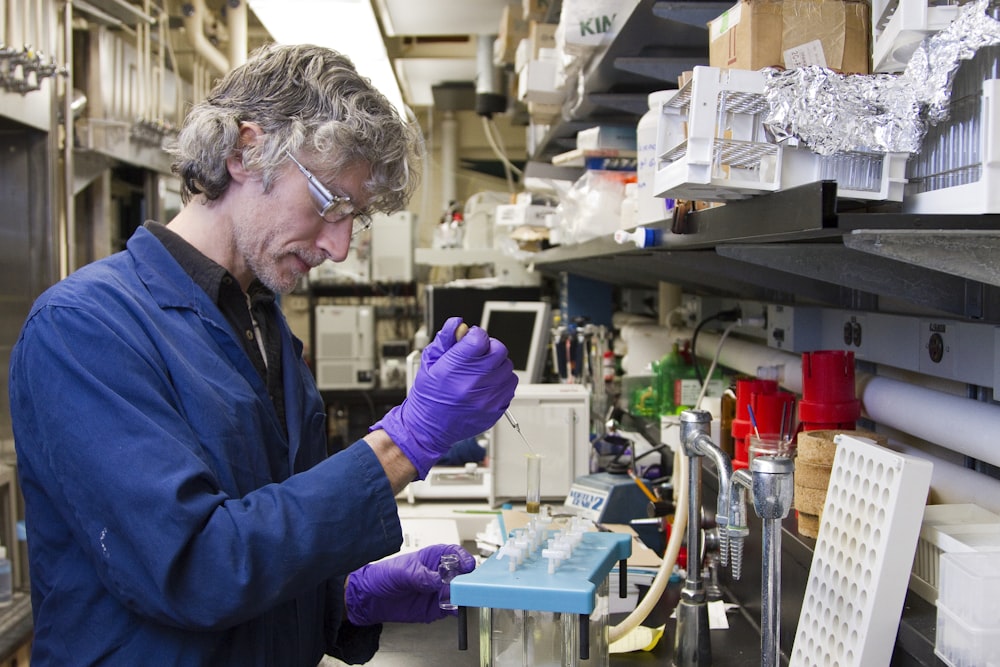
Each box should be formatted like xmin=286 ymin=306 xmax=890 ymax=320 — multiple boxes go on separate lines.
xmin=654 ymin=66 xmax=780 ymax=202
xmin=904 ymin=79 xmax=1000 ymax=214
xmin=873 ymin=0 xmax=964 ymax=73
xmin=790 ymin=434 xmax=933 ymax=667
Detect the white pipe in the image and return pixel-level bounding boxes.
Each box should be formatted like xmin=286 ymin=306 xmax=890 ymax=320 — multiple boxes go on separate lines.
xmin=227 ymin=0 xmax=247 ymax=68
xmin=8 ymin=0 xmax=20 ymax=47
xmin=890 ymin=439 xmax=1000 ymax=513
xmin=63 ymin=0 xmax=74 ymax=276
xmin=692 ymin=329 xmax=1000 ymax=470
xmin=859 ymin=375 xmax=1000 ymax=470
xmin=156 ymin=7 xmax=165 ymax=121
xmin=441 ymin=110 xmax=457 ymax=210
xmin=136 ymin=6 xmax=146 ymax=118
xmin=182 ymin=0 xmax=229 ymax=76
xmin=692 ymin=330 xmax=804 ymax=395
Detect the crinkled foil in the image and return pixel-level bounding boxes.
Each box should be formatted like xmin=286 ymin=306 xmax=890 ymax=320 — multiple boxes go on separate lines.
xmin=763 ymin=0 xmax=1000 ymax=155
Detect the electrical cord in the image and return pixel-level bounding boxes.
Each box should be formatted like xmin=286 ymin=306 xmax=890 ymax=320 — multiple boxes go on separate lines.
xmin=480 ymin=115 xmax=522 ymax=193
xmin=694 ymin=320 xmax=740 ymax=410
xmin=691 ymin=309 xmax=740 ymax=386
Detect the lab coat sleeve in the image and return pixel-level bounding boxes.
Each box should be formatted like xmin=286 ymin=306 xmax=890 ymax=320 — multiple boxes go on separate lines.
xmin=323 ymin=576 xmax=382 ymax=664
xmin=10 ymin=303 xmax=404 ymax=630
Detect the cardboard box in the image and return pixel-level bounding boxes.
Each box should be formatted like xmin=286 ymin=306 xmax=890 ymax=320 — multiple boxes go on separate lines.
xmin=708 ymin=0 xmax=871 ymax=74
xmin=530 ymin=21 xmax=557 ymax=54
xmin=495 ymin=4 xmax=530 ymax=67
xmin=523 ymin=0 xmax=553 ymax=22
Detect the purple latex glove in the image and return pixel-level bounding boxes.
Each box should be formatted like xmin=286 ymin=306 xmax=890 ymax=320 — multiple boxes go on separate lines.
xmin=372 ymin=316 xmax=517 ymax=478
xmin=345 ymin=544 xmax=476 ymax=626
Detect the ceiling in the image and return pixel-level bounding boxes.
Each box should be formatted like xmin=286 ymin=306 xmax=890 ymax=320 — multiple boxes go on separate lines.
xmin=374 ymin=0 xmax=519 ymax=108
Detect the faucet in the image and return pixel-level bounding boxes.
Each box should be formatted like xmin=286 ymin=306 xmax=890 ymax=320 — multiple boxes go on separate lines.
xmin=674 ymin=410 xmax=796 ymax=667
xmin=674 ymin=409 xmax=733 ymax=667
xmin=731 ymin=455 xmax=795 ymax=667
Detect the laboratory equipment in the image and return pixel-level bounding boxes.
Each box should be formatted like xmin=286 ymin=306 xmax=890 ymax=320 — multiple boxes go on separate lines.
xmin=451 ymin=514 xmax=632 ymax=667
xmin=313 ymin=305 xmax=375 ymax=390
xmin=563 ymin=472 xmax=652 ymax=526
xmin=487 ymin=384 xmax=590 ymax=507
xmin=480 ymin=300 xmax=552 ymax=384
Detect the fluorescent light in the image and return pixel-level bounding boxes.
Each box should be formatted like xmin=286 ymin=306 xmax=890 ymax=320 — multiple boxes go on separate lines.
xmin=248 ymin=0 xmax=406 ymax=114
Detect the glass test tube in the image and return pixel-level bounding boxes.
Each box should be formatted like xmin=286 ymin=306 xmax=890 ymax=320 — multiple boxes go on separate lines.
xmin=526 ymin=453 xmax=542 ymax=514
xmin=438 ymin=553 xmax=460 ymax=610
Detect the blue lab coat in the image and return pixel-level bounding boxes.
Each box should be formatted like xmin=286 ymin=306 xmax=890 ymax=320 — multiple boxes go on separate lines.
xmin=8 ymin=226 xmax=404 ymax=665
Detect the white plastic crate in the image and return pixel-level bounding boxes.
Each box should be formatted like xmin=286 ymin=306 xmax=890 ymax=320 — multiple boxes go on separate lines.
xmin=873 ymin=0 xmax=964 ymax=73
xmin=654 ymin=66 xmax=780 ymax=202
xmin=781 ymin=145 xmax=909 ymax=201
xmin=910 ymin=503 xmax=1000 ymax=603
xmin=935 ymin=601 xmax=1000 ymax=667
xmin=654 ymin=66 xmax=908 ymax=203
xmin=903 ymin=79 xmax=1000 ymax=214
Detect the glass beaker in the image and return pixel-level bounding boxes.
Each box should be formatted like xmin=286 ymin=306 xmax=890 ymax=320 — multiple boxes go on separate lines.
xmin=747 ymin=434 xmax=795 ymax=467
xmin=526 ymin=453 xmax=542 ymax=514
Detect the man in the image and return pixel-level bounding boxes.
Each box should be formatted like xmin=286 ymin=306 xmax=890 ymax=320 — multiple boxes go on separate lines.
xmin=8 ymin=44 xmax=517 ymax=665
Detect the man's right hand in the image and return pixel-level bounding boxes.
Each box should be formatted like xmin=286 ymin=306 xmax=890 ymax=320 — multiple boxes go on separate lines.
xmin=371 ymin=317 xmax=517 ymax=478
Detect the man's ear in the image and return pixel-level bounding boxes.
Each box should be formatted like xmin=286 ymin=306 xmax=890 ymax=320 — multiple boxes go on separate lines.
xmin=227 ymin=121 xmax=265 ymax=183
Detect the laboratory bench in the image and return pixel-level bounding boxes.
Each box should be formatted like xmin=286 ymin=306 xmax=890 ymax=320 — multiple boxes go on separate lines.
xmin=364 ymin=579 xmax=764 ymax=666
xmin=362 ymin=554 xmax=943 ymax=667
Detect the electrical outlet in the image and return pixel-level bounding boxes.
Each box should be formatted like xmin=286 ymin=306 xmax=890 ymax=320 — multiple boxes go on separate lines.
xmin=766 ymin=304 xmax=823 ymax=351
xmin=842 ymin=312 xmax=866 ymax=355
xmin=919 ymin=320 xmax=957 ymax=378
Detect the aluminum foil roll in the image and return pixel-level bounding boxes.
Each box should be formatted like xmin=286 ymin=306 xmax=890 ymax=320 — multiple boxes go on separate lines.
xmin=763 ymin=0 xmax=1000 ymax=155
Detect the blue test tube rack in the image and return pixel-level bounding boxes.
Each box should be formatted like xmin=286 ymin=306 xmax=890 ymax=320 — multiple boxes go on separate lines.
xmin=451 ymin=516 xmax=632 ymax=662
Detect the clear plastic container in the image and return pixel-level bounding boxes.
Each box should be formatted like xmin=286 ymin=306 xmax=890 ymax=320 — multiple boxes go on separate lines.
xmin=935 ymin=601 xmax=1000 ymax=667
xmin=938 ymin=551 xmax=1000 ymax=627
xmin=479 ymin=578 xmax=610 ymax=667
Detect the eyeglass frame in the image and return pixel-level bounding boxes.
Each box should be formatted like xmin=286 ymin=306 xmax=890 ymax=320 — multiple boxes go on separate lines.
xmin=285 ymin=151 xmax=373 ymax=237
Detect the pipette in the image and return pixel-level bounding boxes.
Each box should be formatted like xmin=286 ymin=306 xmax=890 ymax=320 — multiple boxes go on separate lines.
xmin=455 ymin=322 xmax=535 ymax=454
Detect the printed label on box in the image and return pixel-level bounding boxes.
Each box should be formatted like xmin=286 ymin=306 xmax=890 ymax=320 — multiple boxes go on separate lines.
xmin=709 ymin=2 xmax=742 ymax=41
xmin=784 ymin=39 xmax=828 ymax=68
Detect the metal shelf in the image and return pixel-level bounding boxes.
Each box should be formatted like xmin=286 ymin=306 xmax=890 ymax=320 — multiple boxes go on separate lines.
xmin=529 ymin=182 xmax=1000 ymax=322
xmin=530 ymin=0 xmax=714 ymax=161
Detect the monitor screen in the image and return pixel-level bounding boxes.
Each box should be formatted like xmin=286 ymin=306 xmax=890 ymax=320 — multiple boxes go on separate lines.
xmin=480 ymin=301 xmax=552 ymax=384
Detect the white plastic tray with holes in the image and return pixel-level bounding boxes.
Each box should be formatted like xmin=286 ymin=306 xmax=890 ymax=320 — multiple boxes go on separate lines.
xmin=790 ymin=434 xmax=933 ymax=667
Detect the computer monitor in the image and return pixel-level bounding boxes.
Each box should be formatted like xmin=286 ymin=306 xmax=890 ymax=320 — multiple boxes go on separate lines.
xmin=479 ymin=300 xmax=552 ymax=384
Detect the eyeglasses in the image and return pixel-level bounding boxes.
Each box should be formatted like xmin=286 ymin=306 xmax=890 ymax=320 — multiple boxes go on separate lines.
xmin=286 ymin=151 xmax=372 ymax=237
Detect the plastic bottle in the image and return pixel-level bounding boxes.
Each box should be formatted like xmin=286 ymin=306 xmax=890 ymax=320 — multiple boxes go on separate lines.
xmin=614 ymin=226 xmax=662 ymax=248
xmin=0 ymin=545 xmax=12 ymax=606
xmin=637 ymin=89 xmax=676 ymax=225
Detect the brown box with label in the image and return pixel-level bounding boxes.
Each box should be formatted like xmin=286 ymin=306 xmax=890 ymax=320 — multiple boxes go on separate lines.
xmin=708 ymin=0 xmax=871 ymax=74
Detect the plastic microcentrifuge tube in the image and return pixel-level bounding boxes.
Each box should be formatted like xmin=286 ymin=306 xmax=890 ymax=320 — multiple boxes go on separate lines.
xmin=438 ymin=553 xmax=460 ymax=610
xmin=526 ymin=453 xmax=542 ymax=514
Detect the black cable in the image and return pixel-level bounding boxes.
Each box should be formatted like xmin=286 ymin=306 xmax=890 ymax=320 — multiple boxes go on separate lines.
xmin=690 ymin=308 xmax=741 ymax=386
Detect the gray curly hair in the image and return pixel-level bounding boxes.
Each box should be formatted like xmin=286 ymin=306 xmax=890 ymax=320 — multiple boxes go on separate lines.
xmin=169 ymin=43 xmax=421 ymax=214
